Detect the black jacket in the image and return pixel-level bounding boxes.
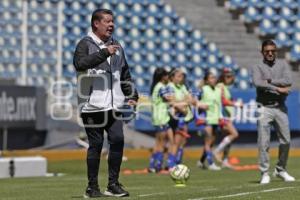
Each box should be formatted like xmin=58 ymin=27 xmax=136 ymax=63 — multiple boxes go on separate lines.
xmin=73 ymin=36 xmax=138 ymax=108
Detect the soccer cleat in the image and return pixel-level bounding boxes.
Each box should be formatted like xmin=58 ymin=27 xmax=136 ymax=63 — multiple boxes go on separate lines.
xmin=208 ymin=163 xmax=221 ymax=171
xmin=260 ymin=173 xmax=271 ymax=184
xmin=273 ymin=168 xmax=295 ymax=182
xmin=104 ymin=182 xmax=129 ymax=197
xmin=84 ymin=186 xmax=103 ymax=198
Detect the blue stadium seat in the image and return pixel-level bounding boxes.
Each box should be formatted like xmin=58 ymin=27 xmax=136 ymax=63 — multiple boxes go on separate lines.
xmin=289 ymin=44 xmax=300 ymax=62
xmin=222 ymin=55 xmax=235 ymax=68
xmin=279 ymin=7 xmax=297 ymax=22
xmin=247 ymin=0 xmax=264 ymax=8
xmin=263 ymin=0 xmax=281 ymax=9
xmin=243 ymin=6 xmax=261 ymax=23
xmin=227 ymin=0 xmax=247 ymax=10
xmin=262 ymin=7 xmax=279 ymax=21
xmin=258 ymin=19 xmax=277 ymax=36
xmin=292 ymin=32 xmax=300 ymax=44
xmin=281 ymin=0 xmax=298 ymax=9
xmin=277 ymin=19 xmax=294 ymax=34
xmin=275 ymin=32 xmax=292 ymax=48
xmin=238 ymin=79 xmax=249 ymax=90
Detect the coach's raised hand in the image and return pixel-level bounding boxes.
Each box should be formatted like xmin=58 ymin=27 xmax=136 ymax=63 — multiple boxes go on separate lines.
xmin=106 ymin=45 xmax=120 ymax=55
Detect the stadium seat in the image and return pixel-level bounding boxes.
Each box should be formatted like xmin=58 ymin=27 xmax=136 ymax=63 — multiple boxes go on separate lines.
xmin=292 ymin=32 xmax=300 ymax=44
xmin=279 ymin=7 xmax=297 ymax=22
xmin=281 ymin=0 xmax=298 ymax=9
xmin=277 ymin=19 xmax=294 ymax=34
xmin=0 ymin=0 xmax=245 ymax=93
xmin=262 ymin=7 xmax=279 ymax=22
xmin=247 ymin=0 xmax=264 ymax=9
xmin=289 ymin=44 xmax=300 ymax=62
xmin=227 ymin=0 xmax=247 ymax=10
xmin=258 ymin=19 xmax=277 ymax=36
xmin=275 ymin=32 xmax=292 ymax=48
xmin=243 ymin=6 xmax=261 ymax=23
xmin=263 ymin=0 xmax=281 ymax=9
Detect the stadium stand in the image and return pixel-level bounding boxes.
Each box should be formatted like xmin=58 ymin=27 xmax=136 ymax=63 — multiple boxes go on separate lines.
xmin=1 ymin=0 xmax=299 ymax=93
xmin=224 ymin=0 xmax=300 ymax=66
xmin=0 ymin=0 xmax=252 ymax=95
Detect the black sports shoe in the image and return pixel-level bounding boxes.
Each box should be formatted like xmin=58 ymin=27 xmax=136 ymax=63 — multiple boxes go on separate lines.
xmin=104 ymin=182 xmax=129 ymax=197
xmin=84 ymin=186 xmax=103 ymax=198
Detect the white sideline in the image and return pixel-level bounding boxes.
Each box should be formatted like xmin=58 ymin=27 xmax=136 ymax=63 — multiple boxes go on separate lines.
xmin=188 ymin=186 xmax=295 ymax=200
xmin=138 ymin=192 xmax=165 ymax=197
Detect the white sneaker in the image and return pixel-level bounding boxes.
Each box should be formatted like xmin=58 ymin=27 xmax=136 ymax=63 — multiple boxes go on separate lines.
xmin=273 ymin=169 xmax=295 ymax=182
xmin=213 ymin=151 xmax=223 ymax=163
xmin=196 ymin=160 xmax=203 ymax=168
xmin=222 ymin=160 xmax=234 ymax=169
xmin=196 ymin=160 xmax=207 ymax=169
xmin=260 ymin=173 xmax=271 ymax=184
xmin=208 ymin=163 xmax=221 ymax=171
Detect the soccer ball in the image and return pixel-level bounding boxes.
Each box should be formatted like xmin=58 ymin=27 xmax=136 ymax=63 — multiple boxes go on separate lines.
xmin=170 ymin=164 xmax=190 ymax=186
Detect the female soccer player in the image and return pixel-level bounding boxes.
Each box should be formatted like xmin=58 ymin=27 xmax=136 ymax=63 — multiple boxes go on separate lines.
xmin=166 ymin=69 xmax=206 ymax=167
xmin=196 ymin=71 xmax=223 ymax=170
xmin=148 ymin=68 xmax=176 ymax=172
xmin=213 ymin=68 xmax=242 ymax=168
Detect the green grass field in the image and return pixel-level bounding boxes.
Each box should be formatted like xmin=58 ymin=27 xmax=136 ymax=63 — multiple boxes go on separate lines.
xmin=0 ymin=157 xmax=300 ymax=200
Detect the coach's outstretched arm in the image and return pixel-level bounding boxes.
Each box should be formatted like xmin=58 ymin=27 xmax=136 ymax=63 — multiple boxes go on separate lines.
xmin=73 ymin=39 xmax=110 ymax=71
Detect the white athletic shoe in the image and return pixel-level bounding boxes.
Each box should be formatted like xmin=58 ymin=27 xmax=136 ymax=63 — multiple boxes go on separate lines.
xmin=208 ymin=163 xmax=221 ymax=171
xmin=222 ymin=160 xmax=234 ymax=169
xmin=273 ymin=168 xmax=295 ymax=182
xmin=196 ymin=160 xmax=206 ymax=169
xmin=212 ymin=151 xmax=223 ymax=163
xmin=260 ymin=173 xmax=271 ymax=184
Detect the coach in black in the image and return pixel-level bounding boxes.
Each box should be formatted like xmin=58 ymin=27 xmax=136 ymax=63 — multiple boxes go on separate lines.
xmin=73 ymin=9 xmax=138 ymax=198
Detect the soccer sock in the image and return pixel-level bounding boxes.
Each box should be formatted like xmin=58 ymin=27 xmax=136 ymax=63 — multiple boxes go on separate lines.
xmin=206 ymin=151 xmax=214 ymax=165
xmin=176 ymin=148 xmax=184 ymax=164
xmin=167 ymin=153 xmax=176 ymax=168
xmin=155 ymin=152 xmax=164 ymax=171
xmin=200 ymin=150 xmax=207 ymax=163
xmin=149 ymin=152 xmax=159 ymax=169
xmin=223 ymin=143 xmax=231 ymax=160
xmin=215 ymin=136 xmax=231 ymax=153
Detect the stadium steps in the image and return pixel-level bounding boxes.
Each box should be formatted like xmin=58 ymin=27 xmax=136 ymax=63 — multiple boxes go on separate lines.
xmin=163 ymin=0 xmax=300 ymax=89
xmin=164 ymin=0 xmax=261 ymax=70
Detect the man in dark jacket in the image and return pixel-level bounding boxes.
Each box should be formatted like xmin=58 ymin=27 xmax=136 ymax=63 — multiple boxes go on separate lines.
xmin=73 ymin=9 xmax=138 ymax=198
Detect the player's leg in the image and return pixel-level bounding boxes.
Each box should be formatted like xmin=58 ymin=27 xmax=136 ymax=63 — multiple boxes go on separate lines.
xmin=167 ymin=117 xmax=179 ymax=170
xmin=273 ymin=107 xmax=295 ymax=182
xmin=148 ymin=127 xmax=166 ymax=172
xmin=197 ymin=125 xmax=220 ymax=170
xmin=222 ymin=143 xmax=233 ymax=168
xmin=166 ymin=127 xmax=177 ymax=170
xmin=202 ymin=126 xmax=220 ymax=170
xmin=81 ymin=112 xmax=105 ymax=198
xmin=104 ymin=111 xmax=129 ymax=197
xmin=257 ymin=106 xmax=273 ymax=184
xmin=176 ymin=124 xmax=188 ymax=164
xmin=214 ymin=121 xmax=238 ymax=163
xmin=169 ymin=133 xmax=182 ymax=169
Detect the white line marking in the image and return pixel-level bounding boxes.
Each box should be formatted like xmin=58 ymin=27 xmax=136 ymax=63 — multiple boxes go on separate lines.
xmin=188 ymin=186 xmax=295 ymax=200
xmin=138 ymin=192 xmax=165 ymax=197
